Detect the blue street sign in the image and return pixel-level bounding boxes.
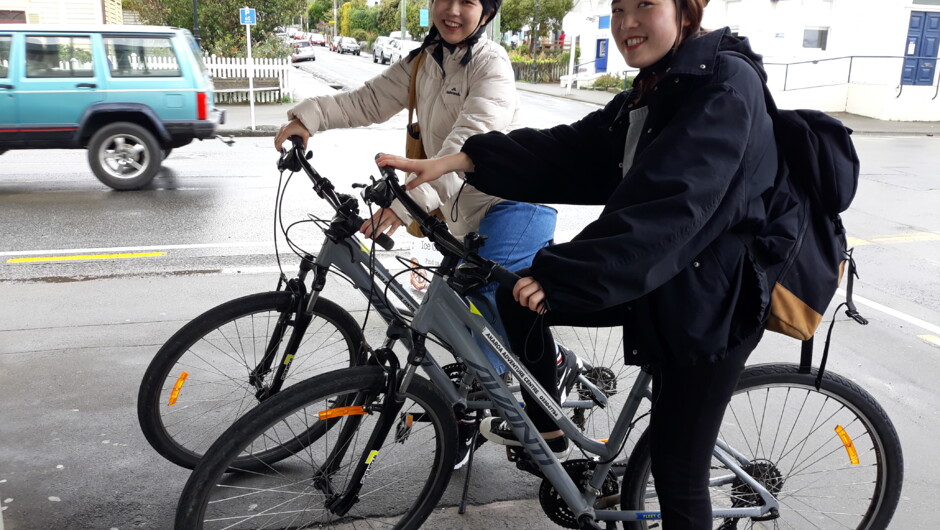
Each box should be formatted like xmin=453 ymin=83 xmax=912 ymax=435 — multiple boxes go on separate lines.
xmin=420 ymin=8 xmax=429 ymax=27
xmin=240 ymin=7 xmax=256 ymax=25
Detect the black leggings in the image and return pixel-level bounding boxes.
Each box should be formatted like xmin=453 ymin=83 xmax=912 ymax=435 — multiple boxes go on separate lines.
xmin=495 ymin=286 xmax=760 ymax=528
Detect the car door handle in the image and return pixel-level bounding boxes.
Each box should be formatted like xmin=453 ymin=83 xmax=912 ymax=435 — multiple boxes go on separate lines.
xmin=76 ymin=83 xmax=97 ymax=88
xmin=0 ymin=84 xmax=13 ymax=89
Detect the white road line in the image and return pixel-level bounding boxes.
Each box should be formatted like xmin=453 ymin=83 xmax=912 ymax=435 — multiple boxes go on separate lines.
xmin=0 ymin=242 xmax=272 ymax=257
xmin=837 ymin=288 xmax=940 ymax=335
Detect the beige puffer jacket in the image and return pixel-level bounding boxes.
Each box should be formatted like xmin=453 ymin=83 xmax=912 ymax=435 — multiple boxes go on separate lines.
xmin=287 ymin=38 xmax=522 ymax=238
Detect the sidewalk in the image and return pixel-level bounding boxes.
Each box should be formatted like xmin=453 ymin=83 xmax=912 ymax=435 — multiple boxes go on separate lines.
xmin=216 ymin=71 xmax=940 ymax=137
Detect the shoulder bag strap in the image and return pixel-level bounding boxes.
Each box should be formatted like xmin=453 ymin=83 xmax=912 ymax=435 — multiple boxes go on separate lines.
xmin=407 ymin=51 xmax=428 ymax=126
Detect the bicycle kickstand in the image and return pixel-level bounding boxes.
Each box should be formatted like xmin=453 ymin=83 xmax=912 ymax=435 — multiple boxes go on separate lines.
xmin=457 ymin=424 xmax=480 ymax=514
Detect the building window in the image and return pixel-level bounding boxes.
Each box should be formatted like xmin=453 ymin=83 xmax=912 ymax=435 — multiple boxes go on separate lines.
xmin=104 ymin=36 xmax=181 ymax=77
xmin=803 ymin=27 xmax=829 ymax=50
xmin=0 ymin=10 xmax=27 ymax=23
xmin=26 ymin=36 xmax=95 ymax=78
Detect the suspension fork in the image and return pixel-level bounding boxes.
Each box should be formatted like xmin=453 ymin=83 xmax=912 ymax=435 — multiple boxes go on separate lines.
xmin=252 ymin=260 xmax=329 ymax=400
xmin=321 ymin=348 xmax=404 ymax=516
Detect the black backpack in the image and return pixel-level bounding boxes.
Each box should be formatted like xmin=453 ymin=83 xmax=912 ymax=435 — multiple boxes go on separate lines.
xmin=737 ymin=54 xmax=869 ymax=388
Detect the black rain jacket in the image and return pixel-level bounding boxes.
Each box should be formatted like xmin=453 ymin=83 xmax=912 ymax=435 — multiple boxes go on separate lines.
xmin=462 ymin=29 xmax=778 ymax=365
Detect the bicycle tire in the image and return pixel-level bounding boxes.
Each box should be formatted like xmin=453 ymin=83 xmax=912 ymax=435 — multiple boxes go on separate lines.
xmin=620 ymin=362 xmax=903 ymax=529
xmin=175 ymin=366 xmax=457 ymax=530
xmin=138 ymin=291 xmax=363 ymax=470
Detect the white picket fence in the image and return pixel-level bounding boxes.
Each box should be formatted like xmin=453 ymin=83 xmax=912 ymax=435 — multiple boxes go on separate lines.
xmin=203 ymin=55 xmax=291 ymax=104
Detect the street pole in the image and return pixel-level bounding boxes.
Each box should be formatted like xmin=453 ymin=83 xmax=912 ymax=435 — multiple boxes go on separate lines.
xmin=246 ymin=21 xmax=255 ymax=130
xmin=531 ymin=0 xmax=539 ymax=83
xmin=192 ymin=0 xmax=201 ymax=46
xmin=401 ymin=0 xmax=407 ymax=40
xmin=333 ymin=0 xmax=337 ymax=38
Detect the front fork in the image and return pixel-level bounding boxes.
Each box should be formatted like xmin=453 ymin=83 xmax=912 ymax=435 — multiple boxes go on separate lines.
xmin=251 ymin=255 xmax=327 ymax=400
xmin=321 ymin=326 xmax=426 ymax=516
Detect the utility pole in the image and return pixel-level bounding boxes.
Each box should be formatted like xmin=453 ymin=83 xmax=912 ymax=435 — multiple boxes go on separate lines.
xmin=333 ymin=0 xmax=338 ymax=38
xmin=531 ymin=0 xmax=539 ymax=83
xmin=192 ymin=0 xmax=201 ymax=46
xmin=401 ymin=0 xmax=407 ymax=40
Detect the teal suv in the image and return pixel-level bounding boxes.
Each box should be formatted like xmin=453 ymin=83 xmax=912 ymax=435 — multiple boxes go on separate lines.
xmin=0 ymin=25 xmax=224 ymax=189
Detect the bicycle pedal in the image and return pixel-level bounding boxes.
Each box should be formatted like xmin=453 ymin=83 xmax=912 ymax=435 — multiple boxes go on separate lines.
xmin=506 ymin=447 xmax=544 ymax=479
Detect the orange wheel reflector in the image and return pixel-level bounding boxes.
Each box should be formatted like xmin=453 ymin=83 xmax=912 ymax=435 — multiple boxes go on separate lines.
xmin=318 ymin=406 xmax=367 ymax=420
xmin=406 ymin=414 xmax=413 ymax=427
xmin=167 ymin=371 xmax=189 ymax=406
xmin=835 ymin=425 xmax=860 ymax=465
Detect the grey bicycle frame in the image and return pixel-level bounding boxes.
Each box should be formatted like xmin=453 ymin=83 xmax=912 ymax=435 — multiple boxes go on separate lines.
xmin=403 ymin=274 xmax=781 ymax=523
xmin=301 ymin=214 xmax=781 ymax=522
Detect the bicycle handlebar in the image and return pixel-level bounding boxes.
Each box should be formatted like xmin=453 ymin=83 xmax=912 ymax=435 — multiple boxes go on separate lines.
xmin=371 ymin=154 xmax=521 ymax=291
xmin=278 ymin=136 xmax=394 ymax=251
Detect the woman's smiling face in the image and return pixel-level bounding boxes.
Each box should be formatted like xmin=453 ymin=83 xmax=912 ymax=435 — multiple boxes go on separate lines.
xmin=611 ymin=0 xmax=685 ymax=68
xmin=433 ymin=0 xmax=487 ymax=44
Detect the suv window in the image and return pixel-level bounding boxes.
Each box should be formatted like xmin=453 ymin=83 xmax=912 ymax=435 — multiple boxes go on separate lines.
xmin=103 ymin=36 xmax=181 ymax=77
xmin=26 ymin=35 xmax=95 ymax=78
xmin=0 ymin=35 xmax=10 ymax=78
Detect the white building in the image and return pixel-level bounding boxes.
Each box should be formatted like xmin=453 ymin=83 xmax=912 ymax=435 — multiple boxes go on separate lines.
xmin=563 ymin=0 xmax=940 ymax=121
xmin=1 ymin=0 xmax=124 ymax=25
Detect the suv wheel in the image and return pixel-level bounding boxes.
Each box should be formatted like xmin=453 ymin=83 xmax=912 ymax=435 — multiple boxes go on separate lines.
xmin=373 ymin=50 xmax=378 ymax=63
xmin=87 ymin=122 xmax=161 ymax=190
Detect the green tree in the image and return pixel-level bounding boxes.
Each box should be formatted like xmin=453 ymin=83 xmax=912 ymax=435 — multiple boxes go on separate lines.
xmin=375 ymin=0 xmax=423 ymax=39
xmin=308 ymin=0 xmax=332 ymax=25
xmin=124 ymin=0 xmax=307 ymax=56
xmin=501 ymin=0 xmax=572 ymax=46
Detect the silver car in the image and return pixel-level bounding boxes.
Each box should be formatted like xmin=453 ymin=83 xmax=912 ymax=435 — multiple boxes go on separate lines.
xmin=337 ymin=37 xmax=360 ymax=56
xmin=291 ymin=40 xmax=316 ymax=62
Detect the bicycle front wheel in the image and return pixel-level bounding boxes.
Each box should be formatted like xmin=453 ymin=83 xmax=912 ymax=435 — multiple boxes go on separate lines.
xmin=138 ymin=291 xmax=363 ymax=469
xmin=176 ymin=366 xmax=457 ymax=530
xmin=620 ymin=363 xmax=903 ymax=529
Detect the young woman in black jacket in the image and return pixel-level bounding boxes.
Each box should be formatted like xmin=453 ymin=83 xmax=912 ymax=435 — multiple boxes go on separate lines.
xmin=378 ymin=0 xmax=778 ymax=526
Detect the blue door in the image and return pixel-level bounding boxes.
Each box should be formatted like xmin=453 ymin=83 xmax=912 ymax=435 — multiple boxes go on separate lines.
xmin=595 ymin=39 xmax=608 ymax=73
xmin=902 ymin=11 xmax=940 ymax=86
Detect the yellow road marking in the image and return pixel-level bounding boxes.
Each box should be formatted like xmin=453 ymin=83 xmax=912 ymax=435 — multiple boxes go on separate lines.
xmin=846 ymin=236 xmax=870 ymax=247
xmin=7 ymin=252 xmax=166 ymax=263
xmin=919 ymin=335 xmax=940 ymax=348
xmin=872 ymin=232 xmax=940 ymax=243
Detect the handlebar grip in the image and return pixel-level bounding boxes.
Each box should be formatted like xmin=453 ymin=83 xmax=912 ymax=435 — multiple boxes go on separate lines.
xmin=374 ymin=153 xmax=398 ymax=180
xmin=488 ymin=264 xmax=521 ymax=290
xmin=374 ymin=232 xmax=395 ymax=251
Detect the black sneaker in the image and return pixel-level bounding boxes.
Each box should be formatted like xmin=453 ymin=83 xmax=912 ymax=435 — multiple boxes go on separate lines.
xmin=555 ymin=344 xmax=582 ymax=400
xmin=479 ymin=417 xmax=571 ymax=459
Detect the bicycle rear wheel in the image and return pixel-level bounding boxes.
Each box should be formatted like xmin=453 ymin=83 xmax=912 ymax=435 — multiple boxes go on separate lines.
xmin=138 ymin=291 xmax=363 ymax=469
xmin=175 ymin=366 xmax=457 ymax=530
xmin=551 ymin=326 xmax=649 ymax=458
xmin=620 ymin=363 xmax=903 ymax=529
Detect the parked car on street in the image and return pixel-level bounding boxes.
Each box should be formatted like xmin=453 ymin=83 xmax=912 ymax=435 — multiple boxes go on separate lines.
xmin=389 ymin=39 xmax=421 ymax=63
xmin=291 ymin=40 xmax=316 ymax=62
xmin=330 ymin=35 xmax=342 ymax=52
xmin=373 ymin=36 xmax=393 ymax=64
xmin=308 ymin=32 xmax=326 ymax=46
xmin=0 ymin=24 xmax=223 ymax=190
xmin=337 ymin=37 xmax=361 ymax=55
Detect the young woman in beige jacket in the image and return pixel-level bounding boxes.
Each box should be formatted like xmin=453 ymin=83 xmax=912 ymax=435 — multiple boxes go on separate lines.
xmin=274 ymin=0 xmax=558 ymax=469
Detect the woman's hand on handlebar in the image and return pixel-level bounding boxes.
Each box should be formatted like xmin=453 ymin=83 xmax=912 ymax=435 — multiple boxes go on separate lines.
xmin=360 ymin=208 xmax=404 ymax=239
xmin=375 ymin=152 xmax=474 ymax=191
xmin=514 ymin=276 xmax=549 ymax=315
xmin=274 ymin=119 xmax=311 ymax=151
